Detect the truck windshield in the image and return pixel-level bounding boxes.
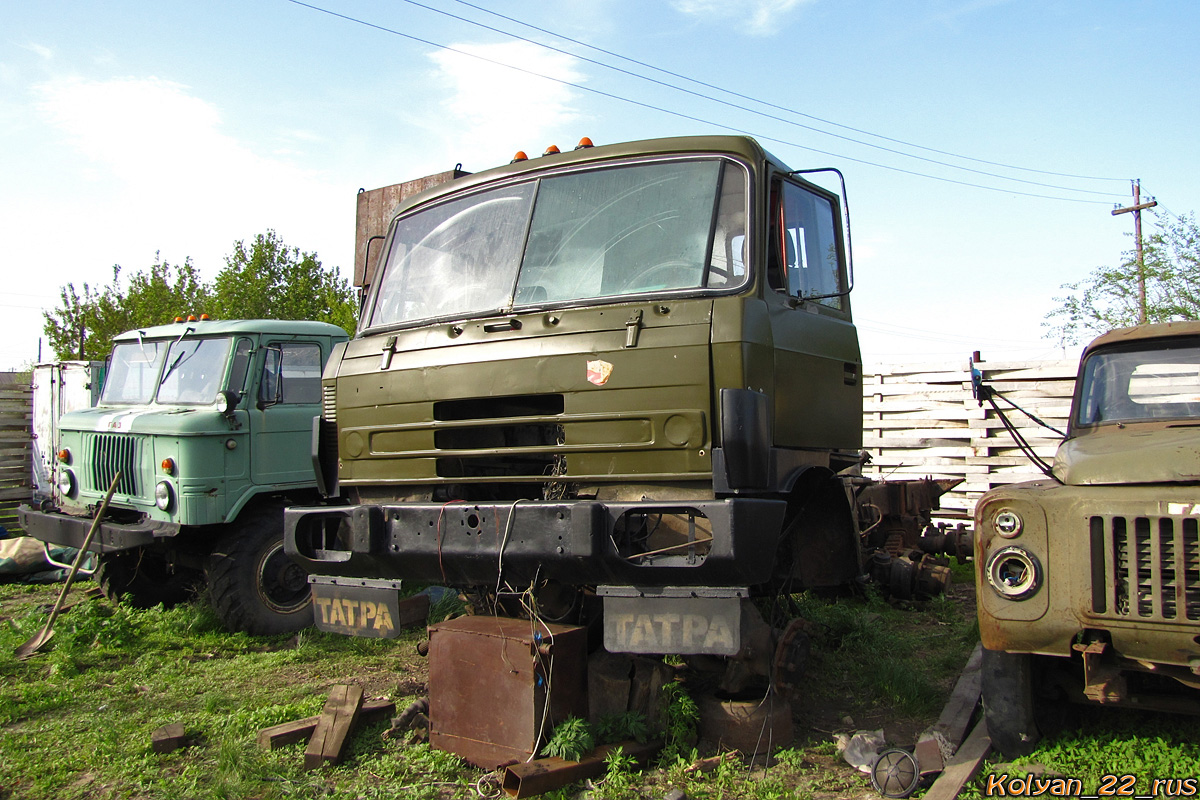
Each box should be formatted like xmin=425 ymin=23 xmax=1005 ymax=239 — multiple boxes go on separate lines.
xmin=368 ymin=158 xmax=747 ymax=329
xmin=101 ymin=340 xmax=170 ymax=405
xmin=157 ymin=337 xmax=233 ymax=405
xmin=1076 ymin=341 xmax=1200 ymax=426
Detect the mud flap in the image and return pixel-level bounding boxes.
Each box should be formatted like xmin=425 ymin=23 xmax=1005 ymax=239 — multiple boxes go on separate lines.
xmin=599 ymin=586 xmax=747 ymax=656
xmin=310 ymin=576 xmax=427 ymax=639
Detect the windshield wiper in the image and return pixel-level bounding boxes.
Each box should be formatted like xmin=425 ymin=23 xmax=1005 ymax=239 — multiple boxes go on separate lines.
xmin=158 ymin=327 xmax=196 ymax=386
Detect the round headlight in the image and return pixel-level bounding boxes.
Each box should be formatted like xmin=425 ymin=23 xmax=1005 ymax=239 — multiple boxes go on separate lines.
xmin=994 ymin=509 xmax=1023 ymax=538
xmin=154 ymin=481 xmax=174 ymax=511
xmin=56 ymin=468 xmax=76 ymax=497
xmin=215 ymin=390 xmax=237 ymax=414
xmin=986 ymin=545 xmax=1042 ymax=600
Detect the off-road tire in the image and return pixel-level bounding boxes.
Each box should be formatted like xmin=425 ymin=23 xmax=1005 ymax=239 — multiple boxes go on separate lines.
xmin=206 ymin=504 xmax=312 ymax=636
xmin=981 ymin=647 xmax=1040 ymax=758
xmin=96 ymin=549 xmax=200 ymax=609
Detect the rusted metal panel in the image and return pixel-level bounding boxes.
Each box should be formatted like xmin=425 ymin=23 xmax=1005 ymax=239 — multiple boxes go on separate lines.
xmin=354 ymin=169 xmax=465 ymax=290
xmin=428 ymin=616 xmax=587 ymax=770
xmin=501 ymin=739 xmax=661 ymax=798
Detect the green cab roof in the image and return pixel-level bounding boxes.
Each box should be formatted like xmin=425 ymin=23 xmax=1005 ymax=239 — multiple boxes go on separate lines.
xmin=112 ymin=318 xmax=349 ymax=343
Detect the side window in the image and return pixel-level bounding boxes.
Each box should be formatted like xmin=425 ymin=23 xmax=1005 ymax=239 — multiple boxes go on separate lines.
xmin=229 ymin=338 xmax=253 ymax=395
xmin=260 ymin=342 xmax=323 ymax=406
xmin=777 ymin=180 xmax=844 ymax=309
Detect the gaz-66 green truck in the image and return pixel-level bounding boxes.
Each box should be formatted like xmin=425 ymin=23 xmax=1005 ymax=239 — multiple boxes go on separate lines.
xmin=284 ymin=135 xmax=955 ymax=675
xmin=977 ymin=321 xmax=1200 ymax=756
xmin=19 ymin=318 xmax=348 ymax=635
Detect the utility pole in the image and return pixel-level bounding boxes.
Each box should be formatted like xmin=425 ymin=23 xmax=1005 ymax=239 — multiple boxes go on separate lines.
xmin=1111 ymin=180 xmax=1158 ymax=325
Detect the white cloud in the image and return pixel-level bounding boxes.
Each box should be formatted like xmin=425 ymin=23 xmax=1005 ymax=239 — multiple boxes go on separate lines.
xmin=20 ymin=42 xmax=54 ymax=60
xmin=671 ymin=0 xmax=814 ymax=35
xmin=34 ymin=76 xmax=231 ymax=187
xmin=6 ymin=75 xmax=353 ymax=354
xmin=28 ymin=76 xmax=347 ymax=257
xmin=429 ymin=41 xmax=582 ymax=158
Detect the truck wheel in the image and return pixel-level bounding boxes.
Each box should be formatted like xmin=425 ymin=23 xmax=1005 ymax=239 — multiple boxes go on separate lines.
xmin=96 ymin=550 xmax=200 ymax=609
xmin=981 ymin=647 xmax=1040 ymax=758
xmin=207 ymin=505 xmax=312 ymax=636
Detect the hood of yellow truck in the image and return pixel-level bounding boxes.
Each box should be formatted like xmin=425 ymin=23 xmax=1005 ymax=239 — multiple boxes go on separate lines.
xmin=1053 ymin=423 xmax=1200 ymax=485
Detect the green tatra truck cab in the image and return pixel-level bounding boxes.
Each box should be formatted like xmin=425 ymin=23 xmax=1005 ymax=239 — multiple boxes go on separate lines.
xmin=977 ymin=321 xmax=1200 ymax=756
xmin=19 ymin=318 xmax=348 ymax=635
xmin=285 ymin=136 xmax=951 ymax=667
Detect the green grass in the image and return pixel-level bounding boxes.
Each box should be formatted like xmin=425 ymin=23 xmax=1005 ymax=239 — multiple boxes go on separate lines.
xmin=20 ymin=571 xmax=1196 ymax=800
xmin=960 ymin=707 xmax=1200 ymax=799
xmin=0 ymin=586 xmax=429 ymax=800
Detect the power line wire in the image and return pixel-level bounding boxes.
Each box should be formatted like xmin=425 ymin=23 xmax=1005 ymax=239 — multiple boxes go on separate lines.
xmin=447 ymin=0 xmax=1128 ymax=186
xmin=281 ymin=0 xmax=1121 ymax=205
xmin=393 ymin=0 xmax=1122 ymax=198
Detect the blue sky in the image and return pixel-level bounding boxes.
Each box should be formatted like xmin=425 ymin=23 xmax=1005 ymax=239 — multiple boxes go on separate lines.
xmin=2 ymin=0 xmax=1197 ymax=370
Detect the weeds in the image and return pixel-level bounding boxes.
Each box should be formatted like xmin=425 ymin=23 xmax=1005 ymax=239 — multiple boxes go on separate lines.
xmin=593 ymin=745 xmax=639 ymax=800
xmin=657 ymin=680 xmax=700 ymax=765
xmin=6 ymin=576 xmax=1184 ymax=800
xmin=540 ymin=715 xmax=595 ymax=761
xmin=594 ymin=710 xmax=650 ymax=745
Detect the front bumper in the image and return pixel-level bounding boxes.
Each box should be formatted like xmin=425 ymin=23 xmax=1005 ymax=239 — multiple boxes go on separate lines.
xmin=17 ymin=504 xmax=181 ymax=553
xmin=284 ymin=497 xmax=786 ymax=588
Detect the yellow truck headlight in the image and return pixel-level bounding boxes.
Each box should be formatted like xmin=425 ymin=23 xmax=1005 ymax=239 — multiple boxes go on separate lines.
xmin=994 ymin=509 xmax=1023 ymax=538
xmin=986 ymin=545 xmax=1042 ymax=600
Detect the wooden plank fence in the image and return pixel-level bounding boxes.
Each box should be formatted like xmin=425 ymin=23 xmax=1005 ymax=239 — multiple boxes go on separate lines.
xmin=0 ymin=360 xmax=1078 ymax=536
xmin=862 ymin=358 xmax=1078 ymax=524
xmin=0 ymin=373 xmax=32 ymax=534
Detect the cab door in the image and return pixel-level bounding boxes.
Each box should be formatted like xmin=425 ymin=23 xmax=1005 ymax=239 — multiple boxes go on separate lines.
xmin=764 ymin=175 xmax=862 ymax=452
xmin=250 ymin=340 xmax=326 ymax=487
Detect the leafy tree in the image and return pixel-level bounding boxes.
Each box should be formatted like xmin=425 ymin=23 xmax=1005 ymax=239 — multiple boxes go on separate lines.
xmin=43 ymin=281 xmax=95 ymax=361
xmin=43 ymin=232 xmax=358 ymax=361
xmin=42 ymin=258 xmax=211 ymax=360
xmin=1046 ymin=211 xmax=1200 ymax=346
xmin=211 ymin=230 xmax=357 ymax=335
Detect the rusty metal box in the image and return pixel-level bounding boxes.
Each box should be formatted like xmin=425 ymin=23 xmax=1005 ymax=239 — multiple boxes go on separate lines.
xmin=428 ymin=616 xmax=588 ymax=769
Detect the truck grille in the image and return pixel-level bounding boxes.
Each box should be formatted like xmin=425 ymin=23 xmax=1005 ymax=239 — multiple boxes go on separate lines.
xmin=1089 ymin=514 xmax=1200 ymax=620
xmin=83 ymin=433 xmax=140 ymax=497
xmin=322 ymin=383 xmax=337 ymax=422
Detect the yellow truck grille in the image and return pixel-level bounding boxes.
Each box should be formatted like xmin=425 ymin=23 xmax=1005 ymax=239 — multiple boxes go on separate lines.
xmin=1090 ymin=514 xmax=1200 ymax=621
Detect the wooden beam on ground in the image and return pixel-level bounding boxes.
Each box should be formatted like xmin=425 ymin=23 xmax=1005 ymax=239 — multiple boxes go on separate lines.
xmin=303 ymin=684 xmax=365 ymax=770
xmin=915 ymin=643 xmax=983 ymax=774
xmin=257 ymin=698 xmax=395 ymax=750
xmin=922 ymin=719 xmax=992 ymax=800
xmin=151 ymin=722 xmax=188 ymax=754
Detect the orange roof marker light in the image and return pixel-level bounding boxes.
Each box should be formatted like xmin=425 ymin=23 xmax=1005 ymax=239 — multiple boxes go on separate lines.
xmin=575 ymin=137 xmax=594 ymax=150
xmin=511 ymin=151 xmax=529 ymax=164
xmin=543 ymin=145 xmax=560 ymax=156
xmin=199 ymin=313 xmax=211 ymax=321
xmin=186 ymin=314 xmax=198 ymax=322
xmin=174 ymin=316 xmax=185 ymax=323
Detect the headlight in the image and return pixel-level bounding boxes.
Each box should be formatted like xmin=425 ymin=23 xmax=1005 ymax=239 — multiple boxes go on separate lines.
xmin=215 ymin=390 xmax=238 ymax=414
xmin=154 ymin=481 xmax=174 ymax=511
xmin=986 ymin=545 xmax=1042 ymax=600
xmin=993 ymin=509 xmax=1023 ymax=538
xmin=56 ymin=468 xmax=76 ymax=498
